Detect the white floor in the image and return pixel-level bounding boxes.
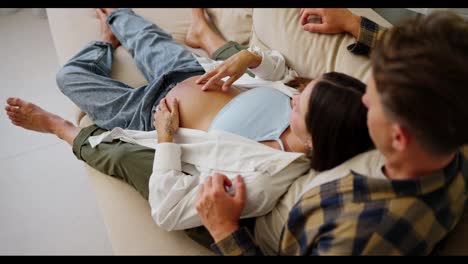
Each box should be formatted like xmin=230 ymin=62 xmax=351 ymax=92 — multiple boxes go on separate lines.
xmin=0 ymin=8 xmax=113 ymax=255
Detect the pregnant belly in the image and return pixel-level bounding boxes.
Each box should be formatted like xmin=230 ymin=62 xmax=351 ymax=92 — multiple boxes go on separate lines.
xmin=164 ymin=75 xmax=241 ymax=131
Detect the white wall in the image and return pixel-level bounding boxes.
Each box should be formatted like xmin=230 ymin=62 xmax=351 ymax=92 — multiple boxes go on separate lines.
xmin=0 ymin=8 xmax=46 ymax=18
xmin=0 ymin=8 xmax=21 ymax=15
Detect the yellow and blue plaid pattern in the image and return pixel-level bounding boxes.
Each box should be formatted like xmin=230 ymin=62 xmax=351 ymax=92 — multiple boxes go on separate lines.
xmin=212 ymin=152 xmax=467 ymax=255
xmin=347 ymin=16 xmax=387 ymax=56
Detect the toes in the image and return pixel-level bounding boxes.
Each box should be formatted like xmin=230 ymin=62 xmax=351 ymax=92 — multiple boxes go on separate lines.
xmin=96 ymin=8 xmax=104 ymax=18
xmin=192 ymin=8 xmax=203 ymax=15
xmin=7 ymin=111 xmax=22 ymax=122
xmin=7 ymin=97 xmax=26 ymax=107
xmin=11 ymin=120 xmax=22 ymax=126
xmin=7 ymin=97 xmax=20 ymax=106
xmin=5 ymin=105 xmax=20 ymax=113
xmin=102 ymin=8 xmax=116 ymax=15
xmin=5 ymin=109 xmax=22 ymax=126
xmin=6 ymin=111 xmax=18 ymax=119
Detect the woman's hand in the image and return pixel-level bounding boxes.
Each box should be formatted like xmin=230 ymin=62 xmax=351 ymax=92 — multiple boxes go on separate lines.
xmin=154 ymin=97 xmax=180 ymax=143
xmin=196 ymin=50 xmax=262 ymax=92
xmin=196 ymin=173 xmax=246 ymax=242
xmin=299 ymin=8 xmax=361 ymax=39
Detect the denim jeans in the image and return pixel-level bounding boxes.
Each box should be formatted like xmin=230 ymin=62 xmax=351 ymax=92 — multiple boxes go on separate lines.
xmin=56 ymin=8 xmax=205 ymax=131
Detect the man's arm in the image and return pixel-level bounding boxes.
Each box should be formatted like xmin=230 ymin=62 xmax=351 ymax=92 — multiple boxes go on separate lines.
xmin=210 ymin=226 xmax=264 ymax=256
xmin=346 ymin=16 xmax=387 ymax=56
xmin=196 ymin=174 xmax=265 ymax=256
xmin=300 ymin=8 xmax=387 ymax=57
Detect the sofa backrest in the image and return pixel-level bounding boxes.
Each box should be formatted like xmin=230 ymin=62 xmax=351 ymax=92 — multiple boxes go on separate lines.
xmin=249 ymin=8 xmax=392 ymax=82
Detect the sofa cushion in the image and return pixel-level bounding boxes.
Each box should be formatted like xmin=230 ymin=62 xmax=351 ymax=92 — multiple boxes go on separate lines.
xmin=206 ymin=8 xmax=252 ymax=45
xmin=249 ymin=8 xmax=392 ymax=82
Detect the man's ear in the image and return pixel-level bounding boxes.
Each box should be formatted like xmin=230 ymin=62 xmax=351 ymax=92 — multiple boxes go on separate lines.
xmin=391 ymin=123 xmax=411 ymax=152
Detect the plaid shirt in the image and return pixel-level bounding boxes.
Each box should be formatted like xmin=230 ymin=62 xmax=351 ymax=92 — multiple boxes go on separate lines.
xmin=347 ymin=16 xmax=387 ymax=56
xmin=211 ymin=151 xmax=468 ymax=255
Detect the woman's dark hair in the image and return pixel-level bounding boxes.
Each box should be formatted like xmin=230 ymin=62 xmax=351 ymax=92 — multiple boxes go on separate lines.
xmin=285 ymin=77 xmax=313 ymax=92
xmin=304 ymin=72 xmax=374 ymax=171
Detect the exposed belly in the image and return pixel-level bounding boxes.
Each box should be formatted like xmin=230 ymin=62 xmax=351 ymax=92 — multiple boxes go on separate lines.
xmin=163 ymin=75 xmax=289 ymax=151
xmin=164 ymin=75 xmax=241 ymax=131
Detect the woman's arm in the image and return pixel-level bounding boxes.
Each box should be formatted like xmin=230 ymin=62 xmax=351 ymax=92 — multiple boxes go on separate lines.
xmin=196 ymin=49 xmax=261 ymax=91
xmin=150 ymin=97 xmax=204 ymax=230
xmin=149 ymin=144 xmax=283 ymax=231
xmin=196 ymin=48 xmax=298 ymax=91
xmin=149 ymin=141 xmax=283 ymax=231
xmin=149 ymin=141 xmax=203 ymax=230
xmin=247 ymin=47 xmax=298 ymax=82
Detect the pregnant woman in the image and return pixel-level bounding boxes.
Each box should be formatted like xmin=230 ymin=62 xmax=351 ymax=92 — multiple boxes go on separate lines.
xmin=5 ymin=8 xmax=373 ymax=230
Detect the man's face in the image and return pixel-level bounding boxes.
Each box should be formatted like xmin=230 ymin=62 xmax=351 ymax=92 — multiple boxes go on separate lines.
xmin=362 ymin=75 xmax=394 ymax=156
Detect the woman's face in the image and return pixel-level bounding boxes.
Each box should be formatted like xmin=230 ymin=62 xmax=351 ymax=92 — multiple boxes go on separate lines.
xmin=289 ymin=80 xmax=315 ymax=149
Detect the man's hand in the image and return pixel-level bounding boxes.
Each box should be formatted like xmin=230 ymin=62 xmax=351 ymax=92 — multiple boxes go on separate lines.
xmin=196 ymin=174 xmax=246 ymax=242
xmin=299 ymin=8 xmax=362 ymax=39
xmin=154 ymin=97 xmax=180 ymax=143
xmin=196 ymin=50 xmax=262 ymax=92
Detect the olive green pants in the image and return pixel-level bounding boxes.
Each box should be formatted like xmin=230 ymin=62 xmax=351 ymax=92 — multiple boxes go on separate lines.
xmin=73 ymin=125 xmax=154 ymax=199
xmin=212 ymin=41 xmax=248 ymax=60
xmin=72 ymin=41 xmax=252 ymax=249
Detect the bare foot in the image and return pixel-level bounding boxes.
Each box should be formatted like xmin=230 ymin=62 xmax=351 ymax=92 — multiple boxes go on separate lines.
xmin=186 ymin=8 xmax=209 ymax=49
xmin=95 ymin=8 xmax=120 ymax=49
xmin=6 ymin=97 xmax=66 ymax=133
xmin=100 ymin=8 xmax=117 ymax=15
xmin=186 ymin=9 xmax=227 ymax=58
xmin=5 ymin=97 xmax=80 ymax=145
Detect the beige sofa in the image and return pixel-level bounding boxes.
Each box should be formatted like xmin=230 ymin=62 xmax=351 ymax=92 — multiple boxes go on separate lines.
xmin=47 ymin=8 xmax=467 ymax=255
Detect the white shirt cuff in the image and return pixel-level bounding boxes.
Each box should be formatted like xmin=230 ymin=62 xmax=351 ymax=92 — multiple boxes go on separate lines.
xmin=248 ymin=47 xmax=275 ymax=78
xmin=154 ymin=143 xmax=182 ymax=172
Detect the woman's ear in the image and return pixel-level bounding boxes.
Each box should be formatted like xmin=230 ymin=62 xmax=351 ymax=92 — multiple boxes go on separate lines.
xmin=305 ymin=137 xmax=313 ymax=150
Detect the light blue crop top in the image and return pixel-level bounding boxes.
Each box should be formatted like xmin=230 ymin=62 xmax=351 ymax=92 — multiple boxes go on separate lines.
xmin=209 ymin=87 xmax=291 ymax=151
